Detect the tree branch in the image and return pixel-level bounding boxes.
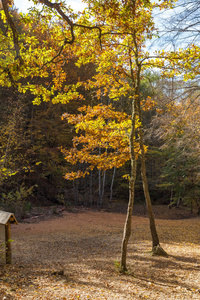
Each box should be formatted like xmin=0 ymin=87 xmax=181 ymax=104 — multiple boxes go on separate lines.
xmin=39 ymin=0 xmax=102 ymax=48
xmin=1 ymin=0 xmax=23 ymax=64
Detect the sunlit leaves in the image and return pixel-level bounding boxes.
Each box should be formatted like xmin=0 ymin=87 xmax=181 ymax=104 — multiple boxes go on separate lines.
xmin=0 ymin=0 xmax=176 ymax=184
xmin=0 ymin=3 xmax=80 ymax=104
xmin=62 ymin=104 xmax=140 ymax=179
xmin=150 ymin=44 xmax=200 ymax=82
xmin=0 ymin=0 xmax=175 ymax=107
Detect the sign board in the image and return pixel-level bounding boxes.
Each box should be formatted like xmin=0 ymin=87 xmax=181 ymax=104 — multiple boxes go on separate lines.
xmin=0 ymin=211 xmax=18 ymax=264
xmin=0 ymin=224 xmax=5 ymax=242
xmin=0 ymin=211 xmax=18 ymax=225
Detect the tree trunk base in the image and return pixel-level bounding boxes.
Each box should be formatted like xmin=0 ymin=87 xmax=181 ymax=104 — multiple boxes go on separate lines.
xmin=119 ymin=265 xmax=128 ymax=274
xmin=152 ymin=244 xmax=168 ymax=257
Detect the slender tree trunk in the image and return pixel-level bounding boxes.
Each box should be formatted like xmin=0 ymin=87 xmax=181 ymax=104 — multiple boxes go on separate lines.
xmin=98 ymin=148 xmax=102 ymax=207
xmin=131 ymin=30 xmax=167 ymax=254
xmin=170 ymin=187 xmax=173 ymax=205
xmin=120 ymin=161 xmax=136 ymax=272
xmin=73 ymin=179 xmax=78 ymax=204
xmin=98 ymin=147 xmax=106 ymax=207
xmin=177 ymin=189 xmax=181 ymax=207
xmin=137 ymin=102 xmax=167 ymax=256
xmin=90 ymin=170 xmax=93 ymax=206
xmin=84 ymin=176 xmax=88 ymax=206
xmin=138 ymin=128 xmax=159 ymax=248
xmin=2 ymin=104 xmax=18 ymax=169
xmin=98 ymin=169 xmax=101 ymax=207
xmin=100 ymin=148 xmax=107 ymax=207
xmin=101 ymin=170 xmax=106 ymax=206
xmin=120 ymin=98 xmax=137 ymax=272
xmin=2 ymin=133 xmax=11 ymax=169
xmin=109 ymin=167 xmax=116 ymax=204
xmin=99 ymin=170 xmax=106 ymax=207
xmin=120 ymin=37 xmax=138 ymax=272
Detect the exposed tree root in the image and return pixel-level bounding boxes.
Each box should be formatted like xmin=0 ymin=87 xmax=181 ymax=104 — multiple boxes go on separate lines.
xmin=152 ymin=244 xmax=168 ymax=257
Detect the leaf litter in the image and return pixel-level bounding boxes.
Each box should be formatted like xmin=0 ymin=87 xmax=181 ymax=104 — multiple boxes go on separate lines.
xmin=0 ymin=205 xmax=200 ymax=299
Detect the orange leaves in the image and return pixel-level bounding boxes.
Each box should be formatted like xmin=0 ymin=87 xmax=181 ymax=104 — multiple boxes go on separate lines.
xmin=64 ymin=170 xmax=90 ymax=180
xmin=62 ymin=104 xmax=140 ymax=180
xmin=141 ymin=96 xmax=156 ymax=111
xmin=150 ymin=0 xmax=177 ymax=11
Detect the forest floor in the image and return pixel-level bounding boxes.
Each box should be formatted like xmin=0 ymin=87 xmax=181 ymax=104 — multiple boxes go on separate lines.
xmin=0 ymin=204 xmax=200 ymax=299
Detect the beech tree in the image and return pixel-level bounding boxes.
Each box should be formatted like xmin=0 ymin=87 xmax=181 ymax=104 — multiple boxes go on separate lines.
xmin=62 ymin=104 xmax=135 ymax=179
xmin=62 ymin=104 xmax=137 ymax=206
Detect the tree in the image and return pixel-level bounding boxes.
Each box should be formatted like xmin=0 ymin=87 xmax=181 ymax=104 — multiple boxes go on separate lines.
xmin=0 ymin=1 xmax=97 ymax=206
xmin=62 ymin=104 xmax=134 ymax=178
xmin=1 ymin=0 xmax=174 ymax=271
xmin=62 ymin=104 xmax=140 ymax=206
xmin=55 ymin=0 xmax=173 ymax=270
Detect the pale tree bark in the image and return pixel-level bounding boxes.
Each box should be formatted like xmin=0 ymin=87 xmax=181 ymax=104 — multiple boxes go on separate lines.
xmin=120 ymin=97 xmax=137 ymax=272
xmin=101 ymin=170 xmax=106 ymax=205
xmin=98 ymin=169 xmax=106 ymax=207
xmin=98 ymin=169 xmax=101 ymax=207
xmin=120 ymin=27 xmax=168 ymax=272
xmin=109 ymin=167 xmax=116 ymax=204
xmin=130 ymin=21 xmax=167 ymax=255
xmin=99 ymin=170 xmax=106 ymax=207
xmin=90 ymin=170 xmax=93 ymax=206
xmin=120 ymin=37 xmax=138 ymax=272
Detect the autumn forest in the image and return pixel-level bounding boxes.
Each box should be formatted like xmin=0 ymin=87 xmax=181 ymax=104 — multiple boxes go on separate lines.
xmin=0 ymin=0 xmax=200 ymax=292
xmin=1 ymin=0 xmax=199 ymax=212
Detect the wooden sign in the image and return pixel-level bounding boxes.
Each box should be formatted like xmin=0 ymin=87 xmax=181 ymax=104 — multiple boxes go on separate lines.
xmin=0 ymin=211 xmax=18 ymax=264
xmin=0 ymin=224 xmax=5 ymax=242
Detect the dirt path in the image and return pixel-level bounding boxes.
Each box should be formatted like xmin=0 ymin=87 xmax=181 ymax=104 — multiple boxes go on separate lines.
xmin=0 ymin=208 xmax=200 ymax=299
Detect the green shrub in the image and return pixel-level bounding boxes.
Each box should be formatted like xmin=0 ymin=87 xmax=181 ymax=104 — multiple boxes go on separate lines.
xmin=0 ymin=184 xmax=34 ymax=219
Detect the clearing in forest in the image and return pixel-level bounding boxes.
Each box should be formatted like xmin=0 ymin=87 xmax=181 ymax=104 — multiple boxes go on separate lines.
xmin=0 ymin=205 xmax=200 ymax=299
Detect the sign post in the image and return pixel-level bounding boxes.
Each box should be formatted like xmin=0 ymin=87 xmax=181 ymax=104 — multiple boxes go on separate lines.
xmin=0 ymin=211 xmax=18 ymax=264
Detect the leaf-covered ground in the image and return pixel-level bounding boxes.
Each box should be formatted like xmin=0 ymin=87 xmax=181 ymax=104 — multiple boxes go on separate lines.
xmin=0 ymin=205 xmax=200 ymax=299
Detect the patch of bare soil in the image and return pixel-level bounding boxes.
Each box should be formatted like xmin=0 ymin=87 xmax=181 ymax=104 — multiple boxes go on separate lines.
xmin=0 ymin=205 xmax=200 ymax=299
